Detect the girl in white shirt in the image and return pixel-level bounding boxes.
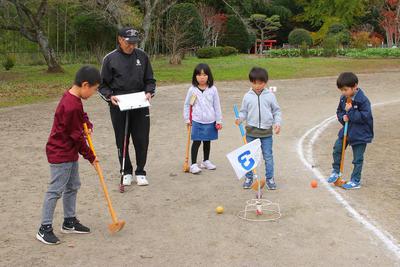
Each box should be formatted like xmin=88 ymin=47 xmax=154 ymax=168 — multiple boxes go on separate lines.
xmin=183 ymin=63 xmax=223 ymax=174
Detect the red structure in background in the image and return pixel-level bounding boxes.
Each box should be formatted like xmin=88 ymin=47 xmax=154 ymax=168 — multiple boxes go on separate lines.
xmin=251 ymin=39 xmax=277 ymax=54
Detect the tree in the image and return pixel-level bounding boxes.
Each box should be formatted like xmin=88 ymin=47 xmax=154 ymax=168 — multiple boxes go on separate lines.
xmin=327 ymin=23 xmax=351 ymax=46
xmin=220 ymin=15 xmax=252 ymax=52
xmin=82 ymin=0 xmax=127 ymax=27
xmin=379 ymin=0 xmax=400 ymax=47
xmin=249 ymin=14 xmax=281 ymax=54
xmin=72 ymin=10 xmax=116 ymax=63
xmin=164 ymin=3 xmax=203 ymax=64
xmin=198 ymin=4 xmax=227 ymax=47
xmin=136 ymin=0 xmax=177 ymax=51
xmin=0 ymin=0 xmax=63 ymax=72
xmin=164 ymin=16 xmax=190 ymax=64
xmin=298 ymin=0 xmax=366 ymax=27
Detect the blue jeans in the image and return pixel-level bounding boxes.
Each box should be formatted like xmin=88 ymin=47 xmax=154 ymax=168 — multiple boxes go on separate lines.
xmin=332 ymin=138 xmax=367 ymax=183
xmin=245 ymin=135 xmax=274 ymax=180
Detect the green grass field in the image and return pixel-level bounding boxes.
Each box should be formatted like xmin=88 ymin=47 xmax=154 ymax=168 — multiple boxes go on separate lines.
xmin=1 ymin=54 xmax=400 ymax=107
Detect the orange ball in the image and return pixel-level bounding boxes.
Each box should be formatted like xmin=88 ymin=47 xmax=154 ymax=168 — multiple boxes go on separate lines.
xmin=311 ymin=180 xmax=318 ymax=188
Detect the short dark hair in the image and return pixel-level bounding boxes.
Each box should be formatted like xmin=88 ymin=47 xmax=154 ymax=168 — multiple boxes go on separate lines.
xmin=337 ymin=72 xmax=358 ymax=88
xmin=249 ymin=67 xmax=269 ymax=83
xmin=74 ymin=66 xmax=101 ymax=87
xmin=192 ymin=63 xmax=214 ymax=87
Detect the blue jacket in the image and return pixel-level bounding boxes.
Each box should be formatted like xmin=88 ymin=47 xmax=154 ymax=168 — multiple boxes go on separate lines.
xmin=336 ymin=89 xmax=374 ymax=146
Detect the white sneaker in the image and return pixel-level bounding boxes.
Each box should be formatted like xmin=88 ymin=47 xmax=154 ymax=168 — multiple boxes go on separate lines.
xmin=190 ymin=163 xmax=202 ymax=174
xmin=136 ymin=175 xmax=149 ymax=186
xmin=200 ymin=160 xmax=216 ymax=170
xmin=123 ymin=174 xmax=133 ymax=186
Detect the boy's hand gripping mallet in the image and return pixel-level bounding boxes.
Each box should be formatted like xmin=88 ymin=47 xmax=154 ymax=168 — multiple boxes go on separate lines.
xmin=83 ymin=123 xmax=125 ymax=233
xmin=183 ymin=94 xmax=197 ymax=172
xmin=233 ymin=105 xmax=265 ymax=193
xmin=335 ymin=97 xmax=352 ymax=187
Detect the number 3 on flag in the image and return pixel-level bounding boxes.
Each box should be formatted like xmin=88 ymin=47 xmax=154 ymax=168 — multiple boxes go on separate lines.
xmin=238 ymin=150 xmax=255 ymax=171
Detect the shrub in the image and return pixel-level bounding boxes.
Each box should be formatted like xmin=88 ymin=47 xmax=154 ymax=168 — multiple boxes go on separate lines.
xmin=326 ymin=23 xmax=351 ymax=46
xmin=328 ymin=23 xmax=346 ymax=35
xmin=2 ymin=54 xmax=15 ymax=71
xmin=323 ymin=37 xmax=339 ymax=57
xmin=265 ymin=47 xmax=400 ymax=58
xmin=344 ymin=48 xmax=400 ymax=58
xmin=196 ymin=46 xmax=238 ymax=58
xmin=351 ymin=31 xmax=370 ymax=49
xmin=369 ymin=32 xmax=384 ymax=48
xmin=221 ymin=46 xmax=238 ymax=56
xmin=265 ymin=49 xmax=300 ymax=57
xmin=288 ymin=28 xmax=313 ymax=47
xmin=299 ymin=42 xmax=309 ymax=58
xmin=196 ymin=47 xmax=223 ymax=58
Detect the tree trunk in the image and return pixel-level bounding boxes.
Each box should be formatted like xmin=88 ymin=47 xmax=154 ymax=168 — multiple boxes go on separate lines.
xmin=2 ymin=0 xmax=63 ymax=72
xmin=260 ymin=32 xmax=264 ymax=54
xmin=141 ymin=9 xmax=152 ymax=50
xmin=37 ymin=30 xmax=63 ymax=73
xmin=169 ymin=53 xmax=182 ymax=64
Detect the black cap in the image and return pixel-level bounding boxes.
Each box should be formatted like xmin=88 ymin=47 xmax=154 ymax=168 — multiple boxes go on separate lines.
xmin=118 ymin=27 xmax=140 ymax=44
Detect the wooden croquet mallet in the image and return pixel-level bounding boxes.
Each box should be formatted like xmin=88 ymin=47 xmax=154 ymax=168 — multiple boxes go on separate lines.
xmin=83 ymin=123 xmax=125 ymax=233
xmin=233 ymin=105 xmax=265 ymax=191
xmin=183 ymin=94 xmax=197 ymax=172
xmin=334 ymin=97 xmax=352 ymax=187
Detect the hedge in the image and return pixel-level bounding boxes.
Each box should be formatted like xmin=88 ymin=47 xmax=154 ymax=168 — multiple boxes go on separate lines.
xmin=196 ymin=46 xmax=238 ymax=58
xmin=266 ymin=48 xmax=400 ymax=58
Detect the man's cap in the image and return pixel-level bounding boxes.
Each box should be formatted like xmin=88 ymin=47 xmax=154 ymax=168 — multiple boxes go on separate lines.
xmin=118 ymin=27 xmax=140 ymax=43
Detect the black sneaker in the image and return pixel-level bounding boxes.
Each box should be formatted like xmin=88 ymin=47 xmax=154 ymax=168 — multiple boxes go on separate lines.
xmin=61 ymin=217 xmax=90 ymax=234
xmin=36 ymin=225 xmax=60 ymax=245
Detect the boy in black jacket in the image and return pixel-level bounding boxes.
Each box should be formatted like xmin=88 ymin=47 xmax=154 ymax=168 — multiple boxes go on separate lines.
xmin=327 ymin=72 xmax=374 ymax=190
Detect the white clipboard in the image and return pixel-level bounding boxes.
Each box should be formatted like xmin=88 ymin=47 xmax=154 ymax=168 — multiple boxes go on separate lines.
xmin=115 ymin=92 xmax=150 ymax=111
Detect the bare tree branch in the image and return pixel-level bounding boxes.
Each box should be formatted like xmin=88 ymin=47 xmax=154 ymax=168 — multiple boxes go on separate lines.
xmin=35 ymin=0 xmax=48 ymax=22
xmin=221 ymin=0 xmax=248 ymax=28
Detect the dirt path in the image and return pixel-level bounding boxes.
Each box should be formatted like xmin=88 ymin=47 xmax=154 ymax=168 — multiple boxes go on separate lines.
xmin=0 ymin=72 xmax=399 ymax=266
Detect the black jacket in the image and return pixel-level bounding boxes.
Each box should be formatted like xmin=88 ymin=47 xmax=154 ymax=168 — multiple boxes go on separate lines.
xmin=336 ymin=89 xmax=374 ymax=146
xmin=99 ymin=47 xmax=156 ymax=101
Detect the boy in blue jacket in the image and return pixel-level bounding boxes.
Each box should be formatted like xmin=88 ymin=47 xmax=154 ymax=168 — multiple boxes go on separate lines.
xmin=327 ymin=72 xmax=374 ymax=189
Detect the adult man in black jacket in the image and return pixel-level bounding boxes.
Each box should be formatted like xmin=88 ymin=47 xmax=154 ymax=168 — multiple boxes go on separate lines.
xmin=99 ymin=27 xmax=156 ymax=187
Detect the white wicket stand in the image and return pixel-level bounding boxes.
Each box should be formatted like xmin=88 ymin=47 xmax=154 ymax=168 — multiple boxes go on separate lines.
xmin=237 ymin=166 xmax=281 ymax=222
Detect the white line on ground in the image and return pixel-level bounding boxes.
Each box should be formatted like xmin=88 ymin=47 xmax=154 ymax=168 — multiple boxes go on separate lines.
xmin=297 ymin=100 xmax=400 ymax=260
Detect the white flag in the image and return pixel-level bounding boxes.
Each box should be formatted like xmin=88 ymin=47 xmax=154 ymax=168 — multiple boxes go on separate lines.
xmin=226 ymin=139 xmax=262 ymax=180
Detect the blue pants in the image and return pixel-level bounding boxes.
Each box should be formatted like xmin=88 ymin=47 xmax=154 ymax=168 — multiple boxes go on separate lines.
xmin=332 ymin=138 xmax=367 ymax=183
xmin=245 ymin=136 xmax=274 ymax=180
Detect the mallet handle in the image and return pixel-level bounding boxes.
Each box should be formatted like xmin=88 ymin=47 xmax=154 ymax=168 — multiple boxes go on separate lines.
xmin=83 ymin=123 xmax=119 ymax=224
xmin=339 ymin=98 xmax=352 ymax=177
xmin=234 ymin=105 xmax=246 ymax=142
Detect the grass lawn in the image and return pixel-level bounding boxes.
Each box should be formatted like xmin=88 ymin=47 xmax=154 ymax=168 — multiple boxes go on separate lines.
xmin=1 ymin=54 xmax=400 ymax=108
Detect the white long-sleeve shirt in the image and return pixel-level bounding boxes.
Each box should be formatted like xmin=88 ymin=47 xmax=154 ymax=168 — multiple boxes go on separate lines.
xmin=183 ymin=85 xmax=223 ymax=124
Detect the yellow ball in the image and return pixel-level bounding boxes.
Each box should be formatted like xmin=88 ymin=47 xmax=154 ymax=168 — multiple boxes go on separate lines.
xmin=216 ymin=206 xmax=224 ymax=214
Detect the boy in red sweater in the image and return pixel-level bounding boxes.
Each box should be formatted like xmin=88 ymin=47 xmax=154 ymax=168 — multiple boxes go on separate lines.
xmin=36 ymin=66 xmax=100 ymax=245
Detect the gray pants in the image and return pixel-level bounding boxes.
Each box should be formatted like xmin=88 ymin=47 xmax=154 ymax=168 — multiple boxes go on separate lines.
xmin=41 ymin=162 xmax=81 ymax=225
